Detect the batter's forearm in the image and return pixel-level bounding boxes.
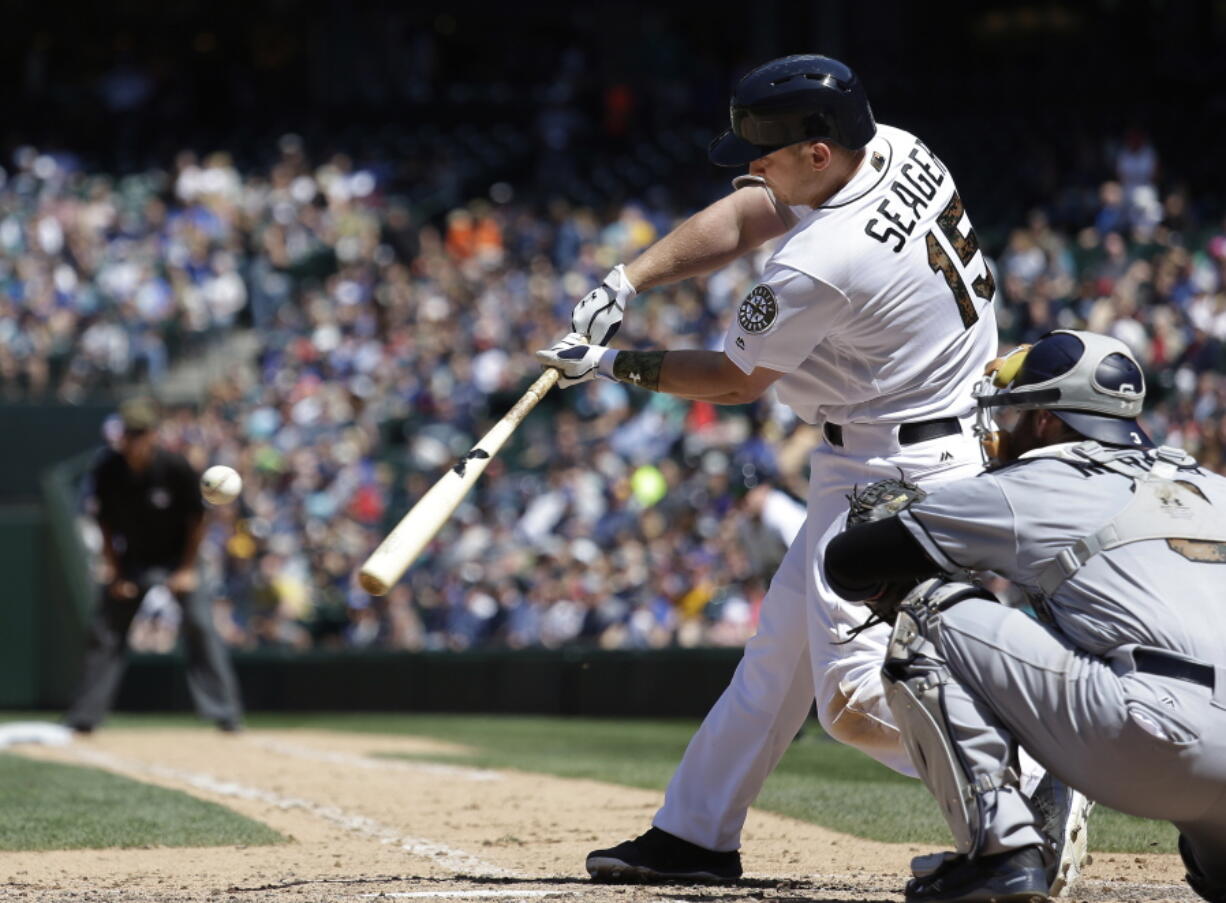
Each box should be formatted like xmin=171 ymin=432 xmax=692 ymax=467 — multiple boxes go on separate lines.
xmin=625 ymin=218 xmax=747 ymax=291
xmin=613 ymin=349 xmax=763 ymax=403
xmin=624 ymin=188 xmax=787 ymax=291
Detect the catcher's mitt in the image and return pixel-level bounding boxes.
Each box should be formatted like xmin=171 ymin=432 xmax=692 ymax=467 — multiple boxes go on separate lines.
xmin=846 ymin=475 xmax=927 ymax=527
xmin=842 ymin=476 xmax=928 ymax=630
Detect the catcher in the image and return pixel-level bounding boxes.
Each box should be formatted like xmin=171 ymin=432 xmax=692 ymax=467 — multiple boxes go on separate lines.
xmin=825 ymin=329 xmax=1226 ymax=903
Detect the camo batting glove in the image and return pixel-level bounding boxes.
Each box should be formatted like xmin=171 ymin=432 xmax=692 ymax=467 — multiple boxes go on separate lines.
xmin=536 ymin=332 xmax=611 ymax=388
xmin=571 ymin=265 xmax=636 ymax=345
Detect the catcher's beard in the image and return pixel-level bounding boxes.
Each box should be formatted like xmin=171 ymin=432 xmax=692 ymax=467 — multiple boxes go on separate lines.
xmin=980 ymin=429 xmax=1012 ymax=467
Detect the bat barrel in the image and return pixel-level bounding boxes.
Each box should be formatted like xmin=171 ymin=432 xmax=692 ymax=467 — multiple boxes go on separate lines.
xmin=356 ymin=368 xmax=560 ymax=595
xmin=358 ymin=571 xmax=392 ymax=596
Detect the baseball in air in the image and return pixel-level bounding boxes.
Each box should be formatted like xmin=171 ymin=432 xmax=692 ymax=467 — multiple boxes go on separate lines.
xmin=201 ymin=465 xmax=243 ymax=506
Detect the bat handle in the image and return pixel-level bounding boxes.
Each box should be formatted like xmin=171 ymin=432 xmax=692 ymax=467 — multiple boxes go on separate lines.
xmin=505 ymin=367 xmax=560 ymax=427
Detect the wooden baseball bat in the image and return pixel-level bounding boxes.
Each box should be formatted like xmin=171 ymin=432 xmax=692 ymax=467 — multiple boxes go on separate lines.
xmin=357 ymin=368 xmax=560 ymax=595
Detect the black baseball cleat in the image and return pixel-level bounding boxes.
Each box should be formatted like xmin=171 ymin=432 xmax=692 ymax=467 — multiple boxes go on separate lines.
xmin=1179 ymin=834 xmax=1226 ymax=903
xmin=586 ymin=827 xmax=742 ymax=883
xmin=905 ymin=845 xmax=1051 ymax=903
xmin=1030 ymin=772 xmax=1093 ymax=896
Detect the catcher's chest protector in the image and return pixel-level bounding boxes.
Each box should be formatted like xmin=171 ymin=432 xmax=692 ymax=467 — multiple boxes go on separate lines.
xmin=1033 ymin=443 xmax=1226 ymax=596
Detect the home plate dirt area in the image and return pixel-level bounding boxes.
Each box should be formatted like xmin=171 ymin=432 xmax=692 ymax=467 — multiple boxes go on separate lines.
xmin=2 ymin=728 xmax=1192 ymax=903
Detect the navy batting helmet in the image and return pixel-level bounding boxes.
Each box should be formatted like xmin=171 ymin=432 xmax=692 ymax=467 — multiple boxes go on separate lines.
xmin=709 ymin=54 xmax=877 ymax=167
xmin=980 ymin=330 xmax=1153 ymax=448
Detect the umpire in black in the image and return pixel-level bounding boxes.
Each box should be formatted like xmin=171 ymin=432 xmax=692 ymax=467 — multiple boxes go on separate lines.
xmin=65 ymin=398 xmax=243 ymax=733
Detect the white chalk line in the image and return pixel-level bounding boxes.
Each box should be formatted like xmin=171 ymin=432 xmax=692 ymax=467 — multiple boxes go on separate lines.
xmin=65 ymin=745 xmax=518 ymax=877
xmin=248 ymin=737 xmax=502 ymax=782
xmin=357 ymin=893 xmax=572 ymax=900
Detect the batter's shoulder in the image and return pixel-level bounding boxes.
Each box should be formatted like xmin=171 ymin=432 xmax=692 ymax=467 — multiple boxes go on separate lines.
xmin=874 ymin=122 xmax=916 ymax=143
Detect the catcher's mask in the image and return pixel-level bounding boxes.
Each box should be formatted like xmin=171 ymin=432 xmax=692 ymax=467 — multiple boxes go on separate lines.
xmin=972 ymin=330 xmax=1153 ymax=465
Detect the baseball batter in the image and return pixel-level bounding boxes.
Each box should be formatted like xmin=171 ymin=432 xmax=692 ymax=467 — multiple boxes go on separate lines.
xmin=825 ymin=330 xmax=1226 ymax=902
xmin=537 ymin=54 xmax=1081 ymax=887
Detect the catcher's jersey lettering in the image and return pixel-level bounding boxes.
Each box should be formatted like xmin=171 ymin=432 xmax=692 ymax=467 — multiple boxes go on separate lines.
xmin=723 ymin=124 xmax=996 ymax=425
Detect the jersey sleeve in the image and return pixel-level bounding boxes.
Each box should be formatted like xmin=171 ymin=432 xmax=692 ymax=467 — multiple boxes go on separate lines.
xmin=723 ymin=264 xmax=850 ymax=375
xmin=897 ymin=473 xmax=1019 ymax=573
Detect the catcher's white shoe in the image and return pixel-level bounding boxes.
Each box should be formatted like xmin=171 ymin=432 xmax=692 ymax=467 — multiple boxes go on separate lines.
xmin=1032 ymin=773 xmax=1093 ymax=897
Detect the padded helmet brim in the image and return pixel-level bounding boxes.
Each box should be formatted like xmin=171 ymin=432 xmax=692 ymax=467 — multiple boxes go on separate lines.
xmin=1053 ymin=410 xmax=1154 ymax=448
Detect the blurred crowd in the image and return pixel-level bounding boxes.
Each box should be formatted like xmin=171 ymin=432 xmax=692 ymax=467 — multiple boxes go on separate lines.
xmin=42 ymin=137 xmax=793 ymax=652
xmin=7 ymin=127 xmax=1226 ymax=652
xmin=992 ymin=130 xmax=1226 ymax=471
xmin=0 ymin=147 xmax=250 ymax=398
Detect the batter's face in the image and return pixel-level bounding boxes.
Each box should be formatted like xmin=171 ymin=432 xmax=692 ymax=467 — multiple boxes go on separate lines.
xmin=749 ymin=142 xmax=831 ymax=206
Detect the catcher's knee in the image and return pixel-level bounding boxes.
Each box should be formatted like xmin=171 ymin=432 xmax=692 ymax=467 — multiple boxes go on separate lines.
xmin=881 ymin=585 xmax=1014 ymax=857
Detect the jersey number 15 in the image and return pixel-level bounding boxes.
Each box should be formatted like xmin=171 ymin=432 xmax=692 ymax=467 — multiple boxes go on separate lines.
xmin=926 ymin=191 xmax=995 ymax=328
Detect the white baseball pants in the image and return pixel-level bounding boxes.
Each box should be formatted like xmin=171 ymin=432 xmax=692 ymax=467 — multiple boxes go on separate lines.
xmin=653 ymin=416 xmax=1041 ymax=851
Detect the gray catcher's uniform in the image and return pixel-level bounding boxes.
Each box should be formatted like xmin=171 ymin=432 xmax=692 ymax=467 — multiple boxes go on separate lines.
xmin=893 ymin=440 xmax=1226 ymax=890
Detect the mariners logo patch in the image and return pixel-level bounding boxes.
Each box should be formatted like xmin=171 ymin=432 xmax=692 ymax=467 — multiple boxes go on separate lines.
xmin=737 ymin=285 xmax=778 ymax=334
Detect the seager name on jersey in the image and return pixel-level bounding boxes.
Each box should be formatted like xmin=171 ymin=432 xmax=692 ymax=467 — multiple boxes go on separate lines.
xmin=863 ymin=139 xmax=949 ymax=253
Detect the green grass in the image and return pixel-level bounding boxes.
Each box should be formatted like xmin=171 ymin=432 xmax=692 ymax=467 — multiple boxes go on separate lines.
xmin=0 ymin=752 xmax=285 ymax=851
xmin=1 ymin=712 xmax=1177 ymax=853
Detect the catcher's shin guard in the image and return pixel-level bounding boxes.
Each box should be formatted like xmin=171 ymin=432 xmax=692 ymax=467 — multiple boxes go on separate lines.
xmin=882 ymin=581 xmax=1017 ymax=857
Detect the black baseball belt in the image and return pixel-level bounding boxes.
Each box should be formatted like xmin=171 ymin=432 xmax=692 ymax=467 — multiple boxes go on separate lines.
xmin=1133 ymin=649 xmax=1216 ymax=689
xmin=823 ymin=417 xmax=962 ymax=448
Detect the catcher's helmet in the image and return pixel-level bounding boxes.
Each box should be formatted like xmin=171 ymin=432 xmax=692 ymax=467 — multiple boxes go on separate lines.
xmin=709 ymin=54 xmax=877 ymax=167
xmin=979 ymin=330 xmax=1153 ymax=448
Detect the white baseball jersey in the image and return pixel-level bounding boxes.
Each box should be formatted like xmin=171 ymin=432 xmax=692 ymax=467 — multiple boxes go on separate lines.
xmin=724 ymin=124 xmax=998 ymax=425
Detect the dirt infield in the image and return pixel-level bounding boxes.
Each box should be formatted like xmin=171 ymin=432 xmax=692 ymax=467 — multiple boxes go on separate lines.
xmin=2 ymin=727 xmax=1193 ymax=903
